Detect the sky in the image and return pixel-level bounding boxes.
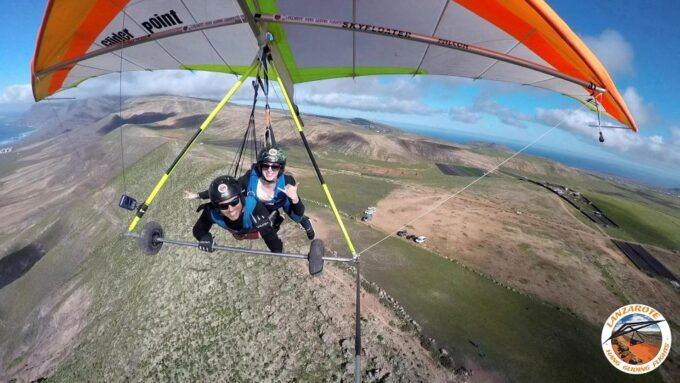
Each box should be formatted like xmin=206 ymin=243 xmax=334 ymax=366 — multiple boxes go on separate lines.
xmin=614 ymin=314 xmax=661 ymax=334
xmin=1 ymin=1 xmax=679 ymax=187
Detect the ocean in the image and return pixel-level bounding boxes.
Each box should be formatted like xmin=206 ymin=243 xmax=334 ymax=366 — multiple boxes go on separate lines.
xmin=1 ymin=112 xmax=677 ymax=188
xmin=384 ymin=121 xmax=680 ymax=189
xmin=0 ymin=116 xmax=35 ymax=147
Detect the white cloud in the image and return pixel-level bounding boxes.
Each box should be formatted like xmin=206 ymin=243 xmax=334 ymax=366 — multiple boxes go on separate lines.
xmin=583 ymin=30 xmax=635 ymax=76
xmin=449 ymin=106 xmax=481 ymax=123
xmin=535 ymin=107 xmax=680 ymax=165
xmin=617 ymin=314 xmax=650 ymax=327
xmin=535 ymin=108 xmax=594 ymax=136
xmin=474 ymin=98 xmax=531 ymax=128
xmin=622 ymin=86 xmax=657 ymax=127
xmin=295 ymin=76 xmax=445 ymax=115
xmin=447 ymin=97 xmax=531 ymax=128
xmin=0 ymin=84 xmax=33 ymax=104
xmin=63 ymin=70 xmax=247 ymax=101
xmin=57 ymin=71 xmax=450 ymax=116
xmin=671 ymin=126 xmax=680 ymax=144
xmin=298 ymin=92 xmax=440 ymax=114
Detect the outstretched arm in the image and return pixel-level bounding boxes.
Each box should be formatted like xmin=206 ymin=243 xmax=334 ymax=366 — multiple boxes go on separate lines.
xmin=183 ymin=190 xmax=209 ymax=200
xmin=192 ymin=208 xmax=213 ymax=241
xmin=251 ymin=204 xmax=283 ymax=253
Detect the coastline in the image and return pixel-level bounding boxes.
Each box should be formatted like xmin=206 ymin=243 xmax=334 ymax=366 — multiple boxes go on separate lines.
xmin=0 ymin=119 xmax=36 ymax=147
xmin=384 ymin=121 xmax=680 ymax=189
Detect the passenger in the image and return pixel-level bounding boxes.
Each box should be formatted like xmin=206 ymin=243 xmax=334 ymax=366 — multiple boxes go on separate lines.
xmin=185 ymin=145 xmax=315 ymax=239
xmin=192 ymin=175 xmax=282 ymax=253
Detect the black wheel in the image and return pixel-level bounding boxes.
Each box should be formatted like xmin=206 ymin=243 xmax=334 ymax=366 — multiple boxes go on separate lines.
xmin=138 ymin=221 xmax=164 ymax=255
xmin=308 ymin=239 xmax=325 ymax=276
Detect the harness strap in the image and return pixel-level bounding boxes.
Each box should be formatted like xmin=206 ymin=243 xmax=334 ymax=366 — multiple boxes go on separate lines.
xmin=247 ymin=165 xmax=289 ymax=210
xmin=261 ymin=46 xmax=276 ymax=147
xmin=208 ymin=196 xmax=258 ymax=233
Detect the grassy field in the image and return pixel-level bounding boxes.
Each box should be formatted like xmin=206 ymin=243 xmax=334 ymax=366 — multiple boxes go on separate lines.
xmin=37 ymin=144 xmax=352 ymax=381
xmin=297 ymin=172 xmax=396 ymax=218
xmin=314 ymin=208 xmax=661 ymax=383
xmin=502 ymin=163 xmax=680 ymax=251
xmin=586 ymin=192 xmax=680 ymax=249
xmin=4 ymin=107 xmax=678 ymax=381
xmin=5 ymin=139 xmax=451 ymax=382
xmin=437 ymin=163 xmax=487 ymax=177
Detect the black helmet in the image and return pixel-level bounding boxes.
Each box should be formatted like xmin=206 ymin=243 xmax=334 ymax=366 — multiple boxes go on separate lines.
xmin=257 ymin=145 xmax=286 ymax=175
xmin=208 ymin=175 xmax=242 ymax=206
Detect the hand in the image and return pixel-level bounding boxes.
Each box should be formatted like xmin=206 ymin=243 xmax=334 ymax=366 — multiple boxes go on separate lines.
xmin=198 ymin=233 xmax=214 ymax=252
xmin=183 ymin=190 xmax=199 ymax=200
xmin=278 ymin=183 xmax=299 ymax=204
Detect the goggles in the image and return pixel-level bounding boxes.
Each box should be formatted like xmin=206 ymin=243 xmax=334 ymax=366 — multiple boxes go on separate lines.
xmin=260 ymin=163 xmax=281 ymax=171
xmin=215 ymin=198 xmax=240 ymax=209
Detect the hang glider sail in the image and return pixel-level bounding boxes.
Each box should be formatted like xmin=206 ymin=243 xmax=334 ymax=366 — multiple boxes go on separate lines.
xmin=32 ymin=0 xmax=637 ymax=131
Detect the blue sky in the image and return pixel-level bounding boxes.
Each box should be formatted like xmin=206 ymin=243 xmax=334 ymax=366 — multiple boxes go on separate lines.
xmin=1 ymin=1 xmax=679 ymax=187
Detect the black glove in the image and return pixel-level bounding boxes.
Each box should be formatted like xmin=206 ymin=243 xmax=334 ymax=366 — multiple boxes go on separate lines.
xmin=198 ymin=233 xmax=214 ymax=252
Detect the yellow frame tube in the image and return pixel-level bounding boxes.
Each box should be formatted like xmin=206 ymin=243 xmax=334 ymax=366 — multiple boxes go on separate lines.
xmin=273 ymin=68 xmax=357 ymax=256
xmin=128 ymin=60 xmax=260 ymax=232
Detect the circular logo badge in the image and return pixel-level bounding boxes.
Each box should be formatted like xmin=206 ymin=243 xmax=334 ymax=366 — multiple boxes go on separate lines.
xmin=268 ymin=148 xmax=278 ymax=156
xmin=601 ymin=304 xmax=671 ymax=374
xmin=217 ymin=183 xmax=228 ymax=193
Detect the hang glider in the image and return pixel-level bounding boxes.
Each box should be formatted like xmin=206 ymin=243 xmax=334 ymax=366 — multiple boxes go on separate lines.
xmin=603 ymin=319 xmax=665 ymax=345
xmin=32 ymin=0 xmax=637 ymax=131
xmin=588 ymin=123 xmax=627 ymax=130
xmin=31 ymin=2 xmax=641 ymax=382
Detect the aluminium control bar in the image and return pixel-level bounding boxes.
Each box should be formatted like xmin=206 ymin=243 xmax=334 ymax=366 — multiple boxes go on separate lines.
xmin=125 ymin=231 xmax=354 ymax=263
xmin=157 ymin=237 xmax=355 ymax=262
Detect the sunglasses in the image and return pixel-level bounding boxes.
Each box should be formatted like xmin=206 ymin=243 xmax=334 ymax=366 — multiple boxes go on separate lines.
xmin=260 ymin=163 xmax=281 ymax=171
xmin=215 ymin=198 xmax=240 ymax=209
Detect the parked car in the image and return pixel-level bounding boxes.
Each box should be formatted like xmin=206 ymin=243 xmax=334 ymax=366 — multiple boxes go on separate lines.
xmin=365 ymin=206 xmax=377 ymax=214
xmin=361 ymin=214 xmax=373 ymax=222
xmin=406 ymin=234 xmax=416 ymax=240
xmin=414 ymin=236 xmax=427 ymax=244
xmin=397 ymin=230 xmax=408 ymax=237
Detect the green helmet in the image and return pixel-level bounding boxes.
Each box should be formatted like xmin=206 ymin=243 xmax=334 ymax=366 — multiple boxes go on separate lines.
xmin=257 ymin=146 xmax=286 ymax=176
xmin=257 ymin=145 xmax=286 ymax=165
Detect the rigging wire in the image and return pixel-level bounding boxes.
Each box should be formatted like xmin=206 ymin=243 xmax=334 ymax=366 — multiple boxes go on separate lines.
xmin=258 ymin=50 xmax=364 ymax=383
xmin=228 ymin=57 xmax=263 ymax=177
xmin=591 ymin=93 xmax=606 ymax=142
xmin=260 ymin=47 xmax=276 ymax=147
xmin=227 ymin=47 xmax=277 ymax=178
xmin=259 ymin=55 xmax=302 ymax=149
xmin=357 ymin=100 xmax=593 ymax=256
xmin=118 ymin=11 xmax=128 ymax=202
